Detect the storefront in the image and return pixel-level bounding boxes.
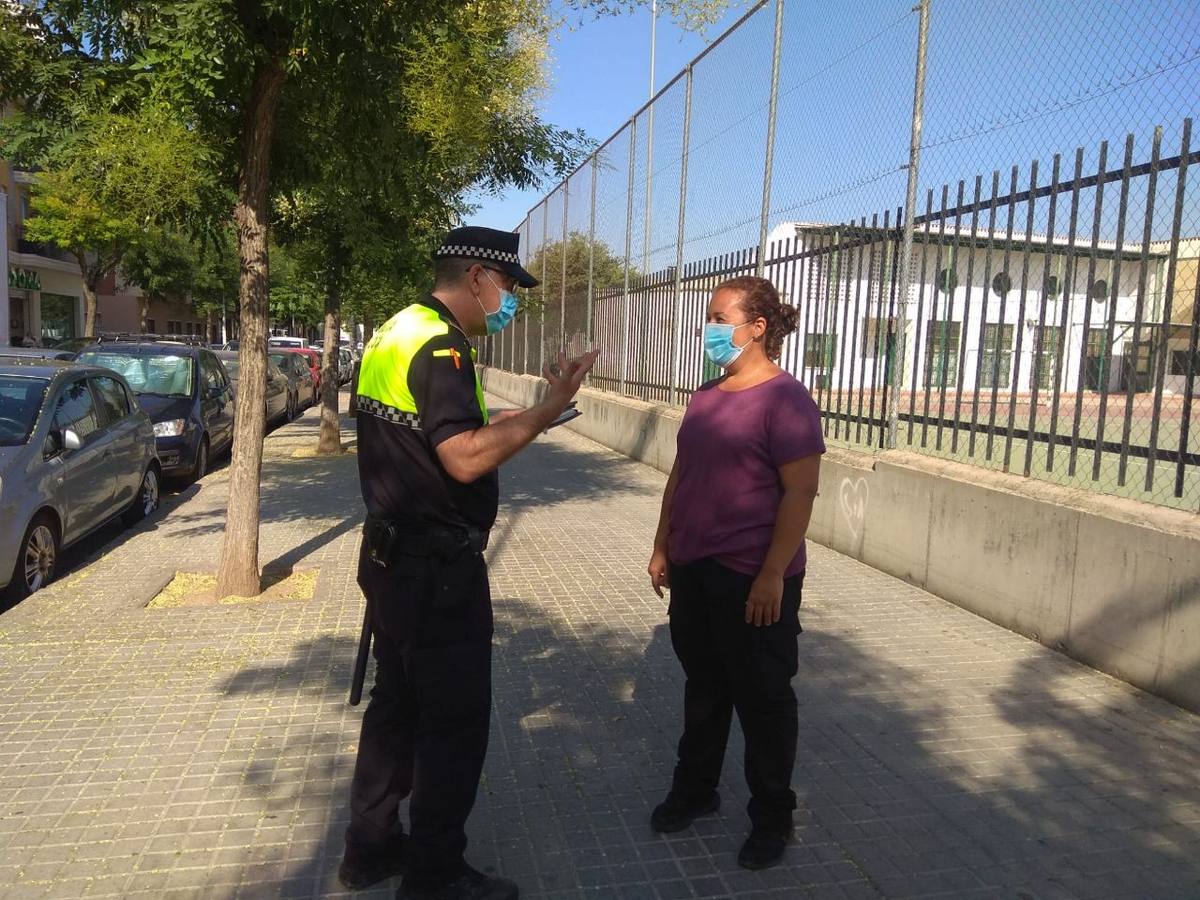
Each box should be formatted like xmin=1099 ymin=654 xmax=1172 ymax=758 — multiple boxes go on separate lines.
xmin=7 ymin=262 xmax=83 ymax=346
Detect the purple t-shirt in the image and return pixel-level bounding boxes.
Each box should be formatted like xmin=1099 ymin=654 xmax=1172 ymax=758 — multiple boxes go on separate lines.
xmin=668 ymin=372 xmax=825 ymax=578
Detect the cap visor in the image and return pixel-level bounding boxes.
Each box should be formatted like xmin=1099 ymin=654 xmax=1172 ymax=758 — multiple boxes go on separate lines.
xmin=506 ymin=263 xmax=539 ymax=289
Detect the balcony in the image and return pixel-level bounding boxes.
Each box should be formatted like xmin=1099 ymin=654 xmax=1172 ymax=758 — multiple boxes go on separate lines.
xmin=12 ymin=224 xmax=73 ymax=263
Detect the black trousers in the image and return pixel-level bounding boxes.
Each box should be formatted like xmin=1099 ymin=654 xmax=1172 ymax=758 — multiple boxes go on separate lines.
xmin=667 ymin=557 xmax=802 ymax=831
xmin=346 ymin=539 xmax=494 ymax=887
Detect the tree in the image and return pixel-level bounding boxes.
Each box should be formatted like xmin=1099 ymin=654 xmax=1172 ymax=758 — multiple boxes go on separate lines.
xmin=121 ymin=228 xmax=238 ymax=335
xmin=18 ymin=107 xmax=217 ymax=336
xmin=1 ymin=0 xmax=731 ymax=598
xmin=522 ymin=232 xmax=630 ymax=314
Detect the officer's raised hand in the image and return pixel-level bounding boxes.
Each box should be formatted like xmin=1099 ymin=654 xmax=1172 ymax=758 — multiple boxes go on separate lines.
xmin=543 ymin=350 xmax=600 ymax=407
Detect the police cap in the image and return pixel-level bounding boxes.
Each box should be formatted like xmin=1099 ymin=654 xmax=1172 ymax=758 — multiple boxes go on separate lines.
xmin=434 ymin=226 xmax=539 ymax=289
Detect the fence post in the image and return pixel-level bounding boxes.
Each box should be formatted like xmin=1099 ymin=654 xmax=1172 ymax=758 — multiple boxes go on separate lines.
xmin=522 ymin=218 xmax=530 ymax=375
xmin=757 ymin=0 xmax=786 ymax=277
xmin=561 ymin=182 xmax=569 ymax=354
xmin=621 ymin=118 xmax=637 ymax=395
xmin=540 ymin=200 xmax=549 ymax=375
xmin=669 ymin=64 xmax=695 ymax=407
xmin=886 ymin=0 xmax=932 ymax=449
xmin=587 ymin=156 xmax=598 ymax=350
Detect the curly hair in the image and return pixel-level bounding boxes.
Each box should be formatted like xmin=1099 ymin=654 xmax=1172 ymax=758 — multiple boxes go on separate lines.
xmin=715 ymin=276 xmax=799 ymax=360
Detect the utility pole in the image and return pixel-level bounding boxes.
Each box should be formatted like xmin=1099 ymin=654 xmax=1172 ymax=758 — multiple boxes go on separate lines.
xmin=886 ymin=0 xmax=932 ymax=449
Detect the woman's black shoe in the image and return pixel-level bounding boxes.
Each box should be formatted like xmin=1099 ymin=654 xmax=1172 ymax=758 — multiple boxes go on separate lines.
xmin=337 ymin=833 xmax=406 ymax=889
xmin=399 ymin=865 xmax=518 ymax=900
xmin=650 ymin=791 xmax=721 ymax=833
xmin=737 ymin=825 xmax=793 ymax=870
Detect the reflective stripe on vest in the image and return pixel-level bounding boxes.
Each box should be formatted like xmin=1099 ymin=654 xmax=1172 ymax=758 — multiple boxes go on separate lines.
xmin=356 ymin=303 xmax=488 ymax=426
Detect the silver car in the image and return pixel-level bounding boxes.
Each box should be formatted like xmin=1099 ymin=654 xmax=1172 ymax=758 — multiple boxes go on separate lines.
xmin=0 ymin=359 xmax=161 ymax=602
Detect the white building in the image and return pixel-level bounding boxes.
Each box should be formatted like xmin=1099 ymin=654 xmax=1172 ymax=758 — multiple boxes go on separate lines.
xmin=765 ymin=220 xmax=1199 ymax=398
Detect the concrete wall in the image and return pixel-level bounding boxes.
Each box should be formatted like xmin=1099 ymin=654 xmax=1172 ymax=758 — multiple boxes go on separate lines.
xmin=481 ymin=366 xmax=1200 ymax=714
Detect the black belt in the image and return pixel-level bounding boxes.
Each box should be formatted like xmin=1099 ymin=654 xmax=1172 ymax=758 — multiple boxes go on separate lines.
xmin=363 ymin=515 xmax=488 ymax=568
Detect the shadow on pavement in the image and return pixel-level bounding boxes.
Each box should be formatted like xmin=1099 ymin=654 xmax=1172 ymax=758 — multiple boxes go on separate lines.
xmin=210 ymin=580 xmax=1200 ymax=899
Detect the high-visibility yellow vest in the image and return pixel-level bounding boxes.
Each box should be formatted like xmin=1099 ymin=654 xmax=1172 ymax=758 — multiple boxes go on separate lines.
xmin=355 ymin=303 xmax=488 ymax=428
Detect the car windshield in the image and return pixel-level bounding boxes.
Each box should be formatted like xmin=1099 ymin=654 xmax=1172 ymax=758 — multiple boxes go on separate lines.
xmin=78 ymin=351 xmax=194 ymax=398
xmin=0 ymin=375 xmax=50 ymax=446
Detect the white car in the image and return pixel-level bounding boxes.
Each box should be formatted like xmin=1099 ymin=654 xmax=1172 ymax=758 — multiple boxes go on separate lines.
xmin=268 ymin=336 xmax=308 ymax=349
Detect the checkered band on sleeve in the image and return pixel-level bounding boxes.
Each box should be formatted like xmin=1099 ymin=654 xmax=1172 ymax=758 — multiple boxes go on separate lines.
xmin=357 ymin=397 xmax=422 ymax=431
xmin=434 ymin=244 xmax=521 ymax=265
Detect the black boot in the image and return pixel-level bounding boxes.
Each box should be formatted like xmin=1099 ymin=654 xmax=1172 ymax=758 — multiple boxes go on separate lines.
xmin=650 ymin=791 xmax=721 ymax=833
xmin=399 ymin=865 xmax=518 ymax=900
xmin=737 ymin=824 xmax=793 ymax=870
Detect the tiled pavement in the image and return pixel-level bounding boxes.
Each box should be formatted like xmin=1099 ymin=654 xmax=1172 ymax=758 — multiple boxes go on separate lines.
xmin=0 ymin=392 xmax=1198 ymax=899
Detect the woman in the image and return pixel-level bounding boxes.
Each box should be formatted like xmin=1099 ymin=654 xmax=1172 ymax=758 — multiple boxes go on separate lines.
xmin=647 ymin=275 xmax=823 ymax=870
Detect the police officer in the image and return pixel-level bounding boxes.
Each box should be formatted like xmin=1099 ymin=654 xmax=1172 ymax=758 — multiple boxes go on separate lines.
xmin=339 ymin=226 xmax=598 ymax=900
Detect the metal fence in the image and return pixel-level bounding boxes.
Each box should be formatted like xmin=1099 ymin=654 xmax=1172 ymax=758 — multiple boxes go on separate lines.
xmin=481 ymin=0 xmax=1200 ymax=511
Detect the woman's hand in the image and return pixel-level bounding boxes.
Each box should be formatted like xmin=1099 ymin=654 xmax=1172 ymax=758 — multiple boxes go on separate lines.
xmin=746 ymin=570 xmax=784 ymax=626
xmin=648 ymin=546 xmax=671 ymax=598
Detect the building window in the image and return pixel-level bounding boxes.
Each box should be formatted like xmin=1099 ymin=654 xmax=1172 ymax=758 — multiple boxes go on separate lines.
xmin=1171 ymin=349 xmax=1199 ymax=376
xmin=924 ymin=320 xmax=960 ymax=389
xmin=935 ymin=267 xmax=958 ymax=295
xmin=41 ymin=294 xmax=78 ymax=345
xmin=1084 ymin=327 xmax=1109 ymax=390
xmin=1089 ymin=279 xmax=1108 ymax=303
xmin=861 ymin=317 xmax=888 ymax=359
xmin=146 ymin=318 xmax=156 ymax=334
xmin=1033 ymin=325 xmax=1063 ymax=391
xmin=991 ymin=272 xmax=1012 ymax=297
xmin=804 ymin=333 xmax=837 ymax=370
xmin=980 ymin=323 xmax=1014 ymax=390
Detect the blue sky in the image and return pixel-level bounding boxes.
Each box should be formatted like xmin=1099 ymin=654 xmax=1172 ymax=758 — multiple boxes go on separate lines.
xmin=467 ymin=3 xmax=750 ymax=231
xmin=472 ymin=0 xmax=1200 ymax=256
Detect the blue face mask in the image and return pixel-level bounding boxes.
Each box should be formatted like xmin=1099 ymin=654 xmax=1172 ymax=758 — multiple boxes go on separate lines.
xmin=480 ymin=271 xmax=519 ymax=335
xmin=703 ymin=322 xmax=751 ymax=368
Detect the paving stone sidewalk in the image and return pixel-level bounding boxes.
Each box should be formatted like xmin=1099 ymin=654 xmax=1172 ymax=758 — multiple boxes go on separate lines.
xmin=0 ymin=393 xmax=1198 ymax=900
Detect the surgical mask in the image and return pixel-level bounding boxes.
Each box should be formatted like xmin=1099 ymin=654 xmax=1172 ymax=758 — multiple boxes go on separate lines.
xmin=479 ymin=271 xmax=519 ymax=335
xmin=703 ymin=322 xmax=752 ymax=368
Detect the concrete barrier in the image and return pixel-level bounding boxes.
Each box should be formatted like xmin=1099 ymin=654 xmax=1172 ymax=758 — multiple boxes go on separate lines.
xmin=481 ymin=366 xmax=1200 ymax=713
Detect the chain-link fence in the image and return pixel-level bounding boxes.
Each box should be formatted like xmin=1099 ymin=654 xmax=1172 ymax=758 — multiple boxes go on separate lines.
xmin=480 ymin=0 xmax=1200 ymax=511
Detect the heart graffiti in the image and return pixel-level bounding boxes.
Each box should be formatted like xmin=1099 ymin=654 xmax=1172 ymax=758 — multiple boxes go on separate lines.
xmin=839 ymin=477 xmax=869 ymax=541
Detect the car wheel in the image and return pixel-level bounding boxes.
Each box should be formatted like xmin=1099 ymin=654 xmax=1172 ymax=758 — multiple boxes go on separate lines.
xmin=4 ymin=514 xmax=58 ymax=602
xmin=123 ymin=465 xmax=161 ymax=526
xmin=188 ymin=437 xmax=209 ymax=485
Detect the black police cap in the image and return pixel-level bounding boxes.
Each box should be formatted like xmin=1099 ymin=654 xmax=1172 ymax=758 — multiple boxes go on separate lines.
xmin=433 ymin=226 xmax=539 ymax=289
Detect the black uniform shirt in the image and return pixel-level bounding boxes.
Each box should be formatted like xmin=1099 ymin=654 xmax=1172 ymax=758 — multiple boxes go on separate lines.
xmin=356 ymin=295 xmax=498 ymax=531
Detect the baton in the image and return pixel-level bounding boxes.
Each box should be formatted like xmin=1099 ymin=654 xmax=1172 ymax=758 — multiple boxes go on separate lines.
xmin=349 ymin=593 xmax=372 ymax=706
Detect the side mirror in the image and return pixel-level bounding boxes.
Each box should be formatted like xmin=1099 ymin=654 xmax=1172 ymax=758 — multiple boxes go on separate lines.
xmin=62 ymin=428 xmax=82 ymax=451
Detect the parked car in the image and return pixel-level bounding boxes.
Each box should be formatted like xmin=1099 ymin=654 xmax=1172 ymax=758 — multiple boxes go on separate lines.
xmin=0 ymin=359 xmax=160 ymax=601
xmin=282 ymin=347 xmax=322 ymax=405
xmin=214 ymin=350 xmax=294 ymax=425
xmin=269 ymin=351 xmax=317 ymax=412
xmin=49 ymin=336 xmax=102 ymax=355
xmin=338 ymin=348 xmax=354 ymax=385
xmin=0 ymin=347 xmax=78 ymax=361
xmin=222 ymin=340 xmax=240 ymax=351
xmin=268 ymin=335 xmax=308 ymax=349
xmin=76 ymin=342 xmax=234 ymax=483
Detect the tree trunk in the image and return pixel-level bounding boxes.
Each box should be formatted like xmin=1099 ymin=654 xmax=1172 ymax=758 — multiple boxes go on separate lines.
xmin=317 ymin=280 xmax=342 ymax=454
xmin=77 ymin=256 xmax=99 ymax=338
xmin=215 ymin=56 xmax=287 ymax=600
xmin=139 ymin=295 xmax=151 ymax=333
